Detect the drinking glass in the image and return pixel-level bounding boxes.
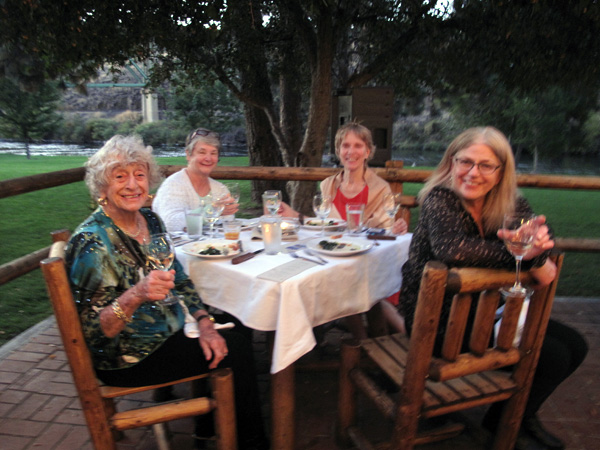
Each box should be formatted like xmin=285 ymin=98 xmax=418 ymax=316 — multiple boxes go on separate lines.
xmin=501 ymin=213 xmax=539 ymax=296
xmin=185 ymin=207 xmax=203 ymax=239
xmin=346 ymin=203 xmax=365 ymax=236
xmin=312 ymin=194 xmax=332 ymax=236
xmin=261 ymin=215 xmax=282 ymax=254
xmin=383 ymin=192 xmax=402 ymax=234
xmin=204 ymin=195 xmax=226 ymax=238
xmin=228 ymin=183 xmax=241 ymax=218
xmin=143 ymin=232 xmax=178 ymax=305
xmin=262 ymin=190 xmax=282 ymax=216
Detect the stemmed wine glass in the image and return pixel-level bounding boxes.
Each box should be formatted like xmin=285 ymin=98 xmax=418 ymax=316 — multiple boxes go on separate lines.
xmin=501 ymin=213 xmax=539 ymax=296
xmin=228 ymin=183 xmax=241 ymax=218
xmin=263 ymin=190 xmax=282 ymax=216
xmin=143 ymin=232 xmax=178 ymax=305
xmin=204 ymin=194 xmax=226 ymax=238
xmin=312 ymin=194 xmax=332 ymax=237
xmin=383 ymin=192 xmax=402 ymax=234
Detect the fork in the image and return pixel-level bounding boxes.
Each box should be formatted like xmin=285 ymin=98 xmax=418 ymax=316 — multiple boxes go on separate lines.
xmin=303 ymin=248 xmax=328 ymax=264
xmin=290 ymin=252 xmax=326 ymax=265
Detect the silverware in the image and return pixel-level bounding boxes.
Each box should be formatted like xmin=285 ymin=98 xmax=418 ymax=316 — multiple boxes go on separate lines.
xmin=231 ymin=248 xmax=264 ymax=264
xmin=303 ymin=249 xmax=328 ymax=264
xmin=290 ymin=252 xmax=326 ymax=265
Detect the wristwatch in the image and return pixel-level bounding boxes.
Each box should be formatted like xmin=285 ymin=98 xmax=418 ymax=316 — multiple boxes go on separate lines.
xmin=197 ymin=313 xmax=216 ymax=323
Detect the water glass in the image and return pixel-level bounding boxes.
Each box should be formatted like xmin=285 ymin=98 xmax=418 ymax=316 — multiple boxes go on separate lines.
xmin=346 ymin=203 xmax=365 ymax=235
xmin=261 ymin=215 xmax=282 ymax=254
xmin=185 ymin=207 xmax=203 ymax=239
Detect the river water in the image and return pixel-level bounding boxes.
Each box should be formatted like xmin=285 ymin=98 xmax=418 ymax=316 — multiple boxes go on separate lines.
xmin=1 ymin=140 xmax=598 ymax=176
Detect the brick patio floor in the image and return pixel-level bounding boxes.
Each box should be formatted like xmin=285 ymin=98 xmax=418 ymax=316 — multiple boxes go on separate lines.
xmin=1 ymin=297 xmax=598 ymax=450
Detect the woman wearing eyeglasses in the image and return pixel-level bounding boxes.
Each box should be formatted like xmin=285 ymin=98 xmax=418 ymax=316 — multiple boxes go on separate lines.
xmin=394 ymin=127 xmax=586 ymax=450
xmin=153 ymin=128 xmax=239 ymax=233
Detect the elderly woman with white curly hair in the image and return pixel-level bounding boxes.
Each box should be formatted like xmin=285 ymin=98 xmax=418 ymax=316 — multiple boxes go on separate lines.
xmin=65 ymin=134 xmax=268 ymax=449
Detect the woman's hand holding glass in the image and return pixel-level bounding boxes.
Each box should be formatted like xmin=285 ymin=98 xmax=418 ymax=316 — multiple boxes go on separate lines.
xmin=134 ymin=269 xmax=176 ymax=303
xmin=143 ymin=233 xmax=178 ymax=304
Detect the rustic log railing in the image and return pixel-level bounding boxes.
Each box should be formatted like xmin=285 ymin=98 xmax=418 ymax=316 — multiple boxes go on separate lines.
xmin=1 ymin=165 xmax=599 ymax=286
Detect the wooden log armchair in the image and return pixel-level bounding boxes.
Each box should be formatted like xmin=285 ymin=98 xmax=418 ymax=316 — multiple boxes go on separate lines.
xmin=40 ymin=237 xmax=237 ymax=450
xmin=337 ymin=253 xmax=563 ymax=450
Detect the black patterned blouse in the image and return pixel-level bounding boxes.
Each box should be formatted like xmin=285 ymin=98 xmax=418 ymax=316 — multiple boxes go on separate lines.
xmin=399 ymin=186 xmax=549 ymax=351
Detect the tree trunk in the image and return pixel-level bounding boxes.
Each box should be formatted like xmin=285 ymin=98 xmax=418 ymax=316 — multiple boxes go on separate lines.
xmin=288 ymin=14 xmax=336 ymax=215
xmin=532 ymin=145 xmax=539 ymax=174
xmin=244 ymin=103 xmax=288 ymax=204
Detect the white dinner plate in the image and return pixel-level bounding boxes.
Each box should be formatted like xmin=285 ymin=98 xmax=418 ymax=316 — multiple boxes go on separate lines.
xmin=301 ymin=218 xmax=346 ymax=231
xmin=306 ymin=237 xmax=373 ymax=256
xmin=181 ymin=240 xmax=242 ymax=259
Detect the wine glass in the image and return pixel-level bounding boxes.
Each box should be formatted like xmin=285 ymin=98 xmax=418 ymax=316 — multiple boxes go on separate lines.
xmin=383 ymin=192 xmax=402 ymax=234
xmin=263 ymin=190 xmax=282 ymax=216
xmin=143 ymin=232 xmax=178 ymax=305
xmin=204 ymin=195 xmax=226 ymax=238
xmin=312 ymin=194 xmax=332 ymax=236
xmin=501 ymin=213 xmax=539 ymax=296
xmin=228 ymin=183 xmax=241 ymax=218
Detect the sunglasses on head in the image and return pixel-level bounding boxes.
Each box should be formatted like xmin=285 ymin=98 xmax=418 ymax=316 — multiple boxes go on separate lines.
xmin=189 ymin=128 xmax=219 ymax=140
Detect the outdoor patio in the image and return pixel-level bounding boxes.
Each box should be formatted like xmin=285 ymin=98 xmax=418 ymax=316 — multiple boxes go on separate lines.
xmin=0 ymin=297 xmax=598 ymax=450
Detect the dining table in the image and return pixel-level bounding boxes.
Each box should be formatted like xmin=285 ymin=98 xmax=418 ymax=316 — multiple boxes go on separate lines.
xmin=175 ymin=222 xmax=412 ymax=449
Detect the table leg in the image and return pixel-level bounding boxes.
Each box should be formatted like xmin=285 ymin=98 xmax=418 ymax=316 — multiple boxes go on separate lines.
xmin=270 ymin=363 xmax=295 ymax=450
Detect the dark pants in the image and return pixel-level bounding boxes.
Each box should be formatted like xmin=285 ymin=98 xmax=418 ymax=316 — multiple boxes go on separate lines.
xmin=96 ymin=329 xmax=268 ymax=449
xmin=484 ymin=319 xmax=588 ymax=427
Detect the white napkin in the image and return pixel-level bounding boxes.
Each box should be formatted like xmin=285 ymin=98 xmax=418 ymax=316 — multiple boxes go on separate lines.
xmin=257 ymin=259 xmax=318 ymax=282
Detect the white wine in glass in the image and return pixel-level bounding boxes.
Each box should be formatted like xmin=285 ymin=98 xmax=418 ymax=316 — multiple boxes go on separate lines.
xmin=143 ymin=232 xmax=178 ymax=305
xmin=501 ymin=213 xmax=539 ymax=296
xmin=383 ymin=192 xmax=402 ymax=234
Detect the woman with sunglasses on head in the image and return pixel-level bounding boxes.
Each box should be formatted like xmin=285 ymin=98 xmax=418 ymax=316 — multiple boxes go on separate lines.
xmin=153 ymin=128 xmax=239 ymax=233
xmin=394 ymin=127 xmax=586 ymax=450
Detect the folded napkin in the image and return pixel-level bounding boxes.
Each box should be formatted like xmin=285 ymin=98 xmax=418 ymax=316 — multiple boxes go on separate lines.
xmin=251 ymin=226 xmax=298 ymax=241
xmin=257 ymin=259 xmax=318 ymax=282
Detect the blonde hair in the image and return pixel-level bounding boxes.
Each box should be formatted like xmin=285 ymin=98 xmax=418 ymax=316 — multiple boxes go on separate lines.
xmin=334 ymin=122 xmax=376 ymax=162
xmin=85 ymin=134 xmax=162 ymax=200
xmin=419 ymin=126 xmax=518 ymax=233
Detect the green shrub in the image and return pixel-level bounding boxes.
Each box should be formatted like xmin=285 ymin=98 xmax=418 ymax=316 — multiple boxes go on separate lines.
xmin=133 ymin=121 xmax=171 ymax=147
xmin=86 ymin=118 xmax=119 ymax=141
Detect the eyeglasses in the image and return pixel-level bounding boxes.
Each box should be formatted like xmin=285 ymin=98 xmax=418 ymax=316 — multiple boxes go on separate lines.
xmin=188 ymin=128 xmax=219 ymax=141
xmin=454 ymin=157 xmax=502 ymax=175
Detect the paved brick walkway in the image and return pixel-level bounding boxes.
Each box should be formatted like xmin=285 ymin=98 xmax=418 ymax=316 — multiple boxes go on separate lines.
xmin=0 ymin=298 xmax=598 ymax=450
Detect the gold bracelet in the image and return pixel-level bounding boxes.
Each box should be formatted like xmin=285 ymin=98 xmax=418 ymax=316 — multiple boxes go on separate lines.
xmin=112 ymin=300 xmax=133 ymax=323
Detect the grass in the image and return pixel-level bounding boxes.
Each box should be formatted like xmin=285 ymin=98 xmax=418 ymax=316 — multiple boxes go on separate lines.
xmin=0 ymin=154 xmax=598 ymax=345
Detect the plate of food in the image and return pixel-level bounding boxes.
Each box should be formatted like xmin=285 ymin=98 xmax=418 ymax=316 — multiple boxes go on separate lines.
xmin=306 ymin=237 xmax=373 ymax=256
xmin=181 ymin=240 xmax=241 ymax=259
xmin=301 ymin=218 xmax=346 ymax=231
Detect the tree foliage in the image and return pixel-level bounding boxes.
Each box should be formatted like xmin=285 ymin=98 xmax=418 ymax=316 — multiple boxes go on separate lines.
xmin=2 ymin=1 xmax=600 ymax=202
xmin=0 ymin=78 xmax=62 ymax=158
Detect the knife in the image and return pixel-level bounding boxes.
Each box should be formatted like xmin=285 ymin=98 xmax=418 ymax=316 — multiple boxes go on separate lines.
xmin=231 ymin=248 xmax=265 ymax=264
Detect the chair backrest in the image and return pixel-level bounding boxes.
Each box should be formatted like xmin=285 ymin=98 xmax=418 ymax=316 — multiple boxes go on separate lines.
xmin=40 ymin=240 xmax=237 ymax=450
xmin=407 ymin=256 xmax=561 ymax=384
xmin=41 ymin=241 xmax=117 ymax=447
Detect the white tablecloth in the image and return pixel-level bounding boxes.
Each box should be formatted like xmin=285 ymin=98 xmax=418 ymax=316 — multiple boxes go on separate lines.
xmin=176 ymin=230 xmax=412 ymax=373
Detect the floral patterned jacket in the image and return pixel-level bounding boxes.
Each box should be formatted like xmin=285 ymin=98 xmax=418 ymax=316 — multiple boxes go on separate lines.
xmin=65 ymin=207 xmax=204 ymax=370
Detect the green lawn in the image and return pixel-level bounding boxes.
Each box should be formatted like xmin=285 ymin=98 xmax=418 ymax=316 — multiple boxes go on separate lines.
xmin=0 ymin=154 xmax=598 ymax=345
